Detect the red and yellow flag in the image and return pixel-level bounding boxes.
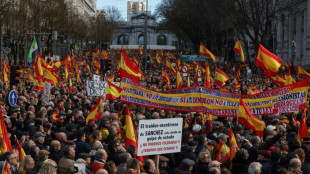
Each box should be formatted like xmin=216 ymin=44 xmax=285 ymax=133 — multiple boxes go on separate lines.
xmin=187 ymin=75 xmax=190 ymax=87
xmin=15 ymin=136 xmax=26 ymax=161
xmin=76 ymin=64 xmax=80 ymax=83
xmin=176 ymin=57 xmax=181 ymax=70
xmin=199 ymin=42 xmax=216 ymax=62
xmin=176 ymin=70 xmax=183 ymax=88
xmin=42 ymin=63 xmax=61 ymax=87
xmin=216 ymin=140 xmax=231 ymax=164
xmin=69 ymin=78 xmax=73 ymax=94
xmin=232 ymin=77 xmax=241 ymax=89
xmin=162 ymin=70 xmax=171 ymax=85
xmin=2 ymin=161 xmax=9 ymax=174
xmin=255 ymin=44 xmax=282 ymax=76
xmin=52 ymin=110 xmax=59 ymax=123
xmin=138 ymin=46 xmax=143 ymax=55
xmin=270 ymin=74 xmax=286 ymax=85
xmin=233 ymin=40 xmax=245 ymax=63
xmin=65 ymin=56 xmax=69 ymax=82
xmin=2 ymin=59 xmax=9 ymax=85
xmin=86 ymin=96 xmax=103 ymax=125
xmin=229 ymin=129 xmax=239 ymax=160
xmin=214 ymin=68 xmax=229 ymax=88
xmin=285 ymin=72 xmax=296 ymax=85
xmin=119 ymin=48 xmax=141 ymax=82
xmin=238 ymin=99 xmax=265 ymax=137
xmin=107 ymin=74 xmax=115 ymax=82
xmin=298 ymin=65 xmax=310 ymax=78
xmin=166 ymin=59 xmax=176 ymax=74
xmin=204 ymin=61 xmax=211 ymax=88
xmin=106 ymin=81 xmax=122 ymax=100
xmin=0 ymin=105 xmax=12 ymax=153
xmin=297 ymin=109 xmax=308 ymax=143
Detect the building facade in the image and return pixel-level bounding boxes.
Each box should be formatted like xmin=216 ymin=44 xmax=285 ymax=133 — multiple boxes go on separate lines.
xmin=127 ymin=1 xmax=146 ymax=21
xmin=275 ymin=0 xmax=310 ymax=66
xmin=111 ymin=12 xmax=178 ymax=50
xmin=66 ymin=0 xmax=97 ymax=18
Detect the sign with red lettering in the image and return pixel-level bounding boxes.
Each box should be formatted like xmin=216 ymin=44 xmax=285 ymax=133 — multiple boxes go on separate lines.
xmin=137 ymin=118 xmax=183 ymax=156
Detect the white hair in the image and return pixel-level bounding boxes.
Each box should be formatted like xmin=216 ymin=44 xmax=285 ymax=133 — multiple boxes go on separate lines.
xmin=248 ymin=162 xmax=262 ymax=174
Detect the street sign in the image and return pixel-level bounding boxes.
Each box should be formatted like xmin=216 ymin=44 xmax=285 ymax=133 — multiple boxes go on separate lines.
xmin=8 ymin=90 xmax=17 ymax=106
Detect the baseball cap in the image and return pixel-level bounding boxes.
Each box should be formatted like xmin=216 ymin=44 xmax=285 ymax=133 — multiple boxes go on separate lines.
xmin=34 ymin=132 xmax=46 ymax=139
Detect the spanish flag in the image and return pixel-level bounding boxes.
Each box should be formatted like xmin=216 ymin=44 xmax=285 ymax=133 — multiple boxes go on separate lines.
xmin=0 ymin=105 xmax=12 ymax=153
xmin=187 ymin=75 xmax=190 ymax=87
xmin=199 ymin=42 xmax=216 ymax=62
xmin=232 ymin=77 xmax=241 ymax=89
xmin=270 ymin=74 xmax=286 ymax=85
xmin=155 ymin=52 xmax=161 ymax=64
xmin=204 ymin=61 xmax=211 ymax=88
xmin=233 ymin=40 xmax=245 ymax=63
xmin=214 ymin=68 xmax=229 ymax=88
xmin=34 ymin=77 xmax=45 ymax=91
xmin=138 ymin=46 xmax=143 ymax=55
xmin=286 ymin=61 xmax=292 ymax=70
xmin=236 ymin=69 xmax=241 ymax=78
xmin=238 ymin=99 xmax=265 ymax=137
xmin=292 ymin=117 xmax=297 ymax=127
xmin=216 ymin=139 xmax=231 ymax=164
xmin=283 ymin=118 xmax=289 ymax=125
xmin=255 ymin=44 xmax=282 ymax=76
xmin=107 ymin=74 xmax=115 ymax=82
xmin=285 ymin=72 xmax=296 ymax=85
xmin=106 ymin=81 xmax=122 ymax=100
xmin=52 ymin=110 xmax=59 ymax=123
xmin=162 ymin=70 xmax=171 ymax=85
xmin=298 ymin=109 xmax=308 ymax=143
xmin=119 ymin=48 xmax=141 ymax=82
xmin=2 ymin=161 xmax=9 ymax=174
xmin=2 ymin=59 xmax=9 ymax=85
xmin=176 ymin=58 xmax=181 ymax=70
xmin=298 ymin=65 xmax=310 ymax=78
xmin=176 ymin=70 xmax=183 ymax=88
xmin=42 ymin=63 xmax=61 ymax=87
xmin=86 ymin=96 xmax=103 ymax=125
xmin=229 ymin=129 xmax=239 ymax=160
xmin=76 ymin=64 xmax=80 ymax=83
xmin=69 ymin=79 xmax=73 ymax=94
xmin=65 ymin=56 xmax=69 ymax=82
xmin=166 ymin=59 xmax=176 ymax=74
xmin=15 ymin=136 xmax=26 ymax=161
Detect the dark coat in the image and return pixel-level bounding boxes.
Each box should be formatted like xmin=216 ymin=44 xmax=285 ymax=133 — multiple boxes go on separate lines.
xmin=75 ymin=140 xmax=91 ymax=159
xmin=194 ymin=161 xmax=208 ymax=174
xmin=301 ymin=161 xmax=310 ymax=174
xmin=231 ymin=158 xmax=250 ymax=174
xmin=175 ymin=150 xmax=197 ymax=166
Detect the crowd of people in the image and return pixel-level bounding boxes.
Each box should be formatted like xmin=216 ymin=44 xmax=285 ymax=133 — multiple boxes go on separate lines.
xmin=0 ymin=48 xmax=308 ymax=174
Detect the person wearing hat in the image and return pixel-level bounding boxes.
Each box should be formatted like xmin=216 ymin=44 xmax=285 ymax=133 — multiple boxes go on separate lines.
xmin=171 ymin=159 xmax=195 ymax=174
xmin=34 ymin=131 xmax=47 ymax=150
xmin=175 ymin=141 xmax=197 ymax=166
xmin=159 ymin=156 xmax=169 ymax=174
xmin=75 ymin=153 xmax=92 ymax=174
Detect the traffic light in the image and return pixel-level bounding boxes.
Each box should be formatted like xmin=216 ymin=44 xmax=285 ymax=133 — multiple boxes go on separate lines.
xmin=10 ymin=65 xmax=20 ymax=87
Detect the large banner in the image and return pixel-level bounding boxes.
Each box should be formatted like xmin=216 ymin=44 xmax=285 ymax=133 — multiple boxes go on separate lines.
xmin=137 ymin=118 xmax=183 ymax=156
xmin=120 ymin=78 xmax=309 ymax=117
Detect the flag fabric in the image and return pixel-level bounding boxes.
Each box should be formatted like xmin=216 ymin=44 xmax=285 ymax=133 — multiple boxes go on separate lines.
xmin=236 ymin=69 xmax=241 ymax=78
xmin=76 ymin=64 xmax=80 ymax=83
xmin=155 ymin=52 xmax=161 ymax=64
xmin=298 ymin=65 xmax=310 ymax=78
xmin=199 ymin=42 xmax=216 ymax=62
xmin=138 ymin=46 xmax=143 ymax=55
xmin=233 ymin=40 xmax=245 ymax=63
xmin=107 ymin=74 xmax=115 ymax=82
xmin=0 ymin=105 xmax=12 ymax=153
xmin=216 ymin=140 xmax=231 ymax=164
xmin=204 ymin=61 xmax=211 ymax=88
xmin=52 ymin=110 xmax=59 ymax=123
xmin=255 ymin=44 xmax=283 ymax=76
xmin=270 ymin=74 xmax=286 ymax=85
xmin=106 ymin=81 xmax=122 ymax=100
xmin=166 ymin=59 xmax=176 ymax=74
xmin=285 ymin=72 xmax=296 ymax=85
xmin=195 ymin=64 xmax=202 ymax=84
xmin=238 ymin=99 xmax=265 ymax=137
xmin=176 ymin=70 xmax=183 ymax=88
xmin=297 ymin=109 xmax=308 ymax=143
xmin=292 ymin=117 xmax=297 ymax=127
xmin=2 ymin=59 xmax=9 ymax=85
xmin=15 ymin=136 xmax=26 ymax=161
xmin=2 ymin=161 xmax=9 ymax=174
xmin=187 ymin=75 xmax=190 ymax=87
xmin=251 ymin=84 xmax=260 ymax=94
xmin=69 ymin=79 xmax=73 ymax=94
xmin=229 ymin=129 xmax=239 ymax=160
xmin=214 ymin=68 xmax=229 ymax=88
xmin=119 ymin=48 xmax=141 ymax=82
xmin=34 ymin=77 xmax=45 ymax=91
xmin=176 ymin=58 xmax=181 ymax=70
xmin=162 ymin=70 xmax=171 ymax=85
xmin=283 ymin=118 xmax=289 ymax=125
xmin=232 ymin=77 xmax=241 ymax=89
xmin=28 ymin=38 xmax=38 ymax=62
xmin=86 ymin=96 xmax=103 ymax=125
xmin=65 ymin=56 xmax=69 ymax=82
xmin=41 ymin=63 xmax=61 ymax=87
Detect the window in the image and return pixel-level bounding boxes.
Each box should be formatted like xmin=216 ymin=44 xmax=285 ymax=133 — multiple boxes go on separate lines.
xmin=117 ymin=35 xmax=128 ymax=45
xmin=138 ymin=35 xmax=144 ymax=45
xmin=157 ymin=35 xmax=166 ymax=45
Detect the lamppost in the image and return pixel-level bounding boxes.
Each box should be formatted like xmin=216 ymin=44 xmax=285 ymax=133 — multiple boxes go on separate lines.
xmin=143 ymin=0 xmax=148 ymax=70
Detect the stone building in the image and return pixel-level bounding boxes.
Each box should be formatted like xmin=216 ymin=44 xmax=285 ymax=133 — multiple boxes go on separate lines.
xmin=111 ymin=12 xmax=178 ymax=50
